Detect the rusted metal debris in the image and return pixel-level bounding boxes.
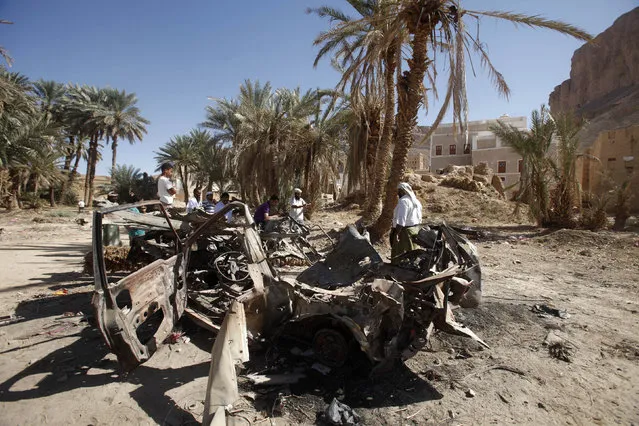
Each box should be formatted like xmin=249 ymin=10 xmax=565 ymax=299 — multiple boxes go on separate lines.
xmin=91 ymin=200 xmax=487 ymax=423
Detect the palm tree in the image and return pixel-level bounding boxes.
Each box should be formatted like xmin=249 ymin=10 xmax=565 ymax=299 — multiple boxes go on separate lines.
xmin=99 ymin=88 xmax=149 ymax=176
xmin=32 ymin=81 xmax=74 ymax=194
xmin=550 ymin=113 xmax=586 ymax=227
xmin=357 ymin=1 xmax=593 ymax=237
xmin=490 ymin=106 xmax=557 ymax=226
xmin=32 ymin=80 xmax=66 ymax=121
xmin=310 ymin=0 xmax=403 ymax=217
xmin=155 ymin=133 xmax=199 ymax=201
xmin=299 ymin=93 xmax=348 ymax=209
xmin=188 ymin=128 xmax=231 ymax=192
xmin=110 ymin=164 xmax=142 ymax=202
xmin=16 ymin=144 xmax=64 ymax=207
xmin=204 ymin=80 xmax=318 ymax=203
xmin=0 ymin=69 xmax=63 ymax=209
xmin=64 ymin=85 xmax=108 ymax=205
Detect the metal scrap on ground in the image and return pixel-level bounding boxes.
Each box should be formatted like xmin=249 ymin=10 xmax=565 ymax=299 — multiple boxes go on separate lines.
xmin=90 ymin=200 xmax=487 ymax=424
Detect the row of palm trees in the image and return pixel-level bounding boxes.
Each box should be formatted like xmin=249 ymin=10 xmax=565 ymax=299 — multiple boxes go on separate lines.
xmin=308 ymin=0 xmax=592 ymax=237
xmin=0 ymin=66 xmax=149 ymax=209
xmin=156 ymin=81 xmax=348 ymax=207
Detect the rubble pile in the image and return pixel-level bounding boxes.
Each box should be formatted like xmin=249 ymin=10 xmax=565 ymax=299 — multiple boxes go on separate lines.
xmin=437 ymin=164 xmax=501 ymax=195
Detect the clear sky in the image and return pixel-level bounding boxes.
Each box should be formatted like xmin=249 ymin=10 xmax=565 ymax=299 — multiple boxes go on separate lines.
xmin=2 ymin=0 xmax=636 ymax=176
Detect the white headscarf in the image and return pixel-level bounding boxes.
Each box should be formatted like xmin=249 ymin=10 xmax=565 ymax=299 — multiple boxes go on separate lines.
xmin=398 ymin=182 xmax=422 ymax=222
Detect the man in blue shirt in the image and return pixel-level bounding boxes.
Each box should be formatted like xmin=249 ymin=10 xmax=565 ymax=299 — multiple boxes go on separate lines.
xmin=202 ymin=191 xmax=216 ymax=214
xmin=254 ymin=195 xmax=279 ymax=230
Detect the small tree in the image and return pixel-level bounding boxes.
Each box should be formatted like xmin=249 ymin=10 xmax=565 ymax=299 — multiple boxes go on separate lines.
xmin=612 ymin=178 xmax=633 ymax=231
xmin=110 ymin=164 xmax=142 ymax=203
xmin=490 ymin=106 xmax=556 ymax=226
xmin=548 ymin=114 xmax=588 ymax=228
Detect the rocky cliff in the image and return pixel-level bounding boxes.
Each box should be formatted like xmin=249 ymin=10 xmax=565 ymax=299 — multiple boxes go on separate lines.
xmin=548 ymin=7 xmax=639 ymax=147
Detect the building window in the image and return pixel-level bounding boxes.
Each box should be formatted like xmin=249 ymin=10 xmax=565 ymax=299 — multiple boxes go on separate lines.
xmin=498 ymin=161 xmax=506 ymax=173
xmin=463 ymin=144 xmax=471 ymax=154
xmin=608 ymin=158 xmax=616 ymax=162
xmin=518 ymin=159 xmax=523 ymax=173
xmin=449 ymin=144 xmax=457 ymax=155
xmin=435 ymin=145 xmax=442 ymax=156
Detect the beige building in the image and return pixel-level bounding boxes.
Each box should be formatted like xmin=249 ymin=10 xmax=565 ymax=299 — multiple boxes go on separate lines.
xmin=406 ymin=126 xmax=432 ymax=173
xmin=577 ymin=124 xmax=639 ymax=211
xmin=407 ymin=115 xmax=528 ymax=189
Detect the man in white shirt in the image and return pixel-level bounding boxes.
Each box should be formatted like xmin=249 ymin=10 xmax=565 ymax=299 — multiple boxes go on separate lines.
xmin=157 ymin=162 xmax=177 ymax=207
xmin=390 ymin=182 xmax=423 ymax=263
xmin=186 ymin=188 xmax=202 ymax=213
xmin=289 ymin=188 xmax=310 ymax=224
xmin=214 ymin=192 xmax=233 ymax=222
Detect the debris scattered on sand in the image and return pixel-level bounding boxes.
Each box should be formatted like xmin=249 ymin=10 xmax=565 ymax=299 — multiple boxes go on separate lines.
xmin=544 ymin=331 xmax=575 ymax=362
xmin=324 ymin=398 xmax=360 ymax=425
xmin=246 ymin=373 xmax=306 ymax=386
xmin=532 ymin=304 xmax=570 ymax=319
xmin=0 ymin=314 xmax=25 ymax=327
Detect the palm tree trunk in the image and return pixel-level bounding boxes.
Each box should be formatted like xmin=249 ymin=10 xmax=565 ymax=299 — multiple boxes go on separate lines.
xmin=371 ymin=22 xmax=432 ymax=239
xmin=69 ymin=143 xmax=82 ymax=185
xmin=87 ymin=135 xmax=99 ymax=206
xmin=83 ymin=135 xmax=94 ymax=203
xmin=111 ymin=135 xmax=118 ymax=177
xmin=63 ymin=136 xmax=74 ymax=170
xmin=59 ymin=136 xmax=75 ymax=202
xmin=7 ymin=172 xmax=21 ymax=210
xmin=182 ymin=167 xmax=190 ymax=201
xmin=49 ymin=186 xmax=56 ymax=207
xmin=364 ymin=115 xmax=380 ymax=196
xmin=365 ymin=46 xmax=397 ymax=222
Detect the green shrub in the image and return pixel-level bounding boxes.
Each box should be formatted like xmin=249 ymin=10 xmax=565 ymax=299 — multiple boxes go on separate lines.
xmin=20 ymin=192 xmax=45 ymax=209
xmin=46 ymin=210 xmax=74 ymax=218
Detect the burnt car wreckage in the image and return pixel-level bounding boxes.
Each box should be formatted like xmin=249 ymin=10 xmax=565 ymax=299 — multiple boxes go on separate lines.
xmin=92 ymin=200 xmax=487 ymax=423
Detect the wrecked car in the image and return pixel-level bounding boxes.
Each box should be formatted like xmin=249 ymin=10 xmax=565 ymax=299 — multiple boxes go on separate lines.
xmin=91 ymin=200 xmax=486 ymax=374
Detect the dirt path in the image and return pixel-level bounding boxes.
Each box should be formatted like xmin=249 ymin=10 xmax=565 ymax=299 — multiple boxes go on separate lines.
xmin=0 ymin=209 xmax=638 ymax=425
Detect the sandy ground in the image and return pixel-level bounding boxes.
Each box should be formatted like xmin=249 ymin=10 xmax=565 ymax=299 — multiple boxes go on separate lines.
xmin=0 ymin=206 xmax=638 ymax=425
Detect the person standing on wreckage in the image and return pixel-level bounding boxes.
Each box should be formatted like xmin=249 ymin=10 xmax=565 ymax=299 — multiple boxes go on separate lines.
xmin=390 ymin=182 xmax=423 ymax=264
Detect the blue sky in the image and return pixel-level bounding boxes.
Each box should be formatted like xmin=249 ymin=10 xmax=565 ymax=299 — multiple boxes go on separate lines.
xmin=2 ymin=0 xmax=636 ymax=176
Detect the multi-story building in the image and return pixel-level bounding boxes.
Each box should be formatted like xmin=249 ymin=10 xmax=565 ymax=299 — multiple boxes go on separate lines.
xmin=407 ymin=115 xmax=528 ymax=189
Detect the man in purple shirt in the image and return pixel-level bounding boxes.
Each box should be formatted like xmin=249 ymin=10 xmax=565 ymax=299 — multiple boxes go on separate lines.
xmin=254 ymin=195 xmax=279 ymax=230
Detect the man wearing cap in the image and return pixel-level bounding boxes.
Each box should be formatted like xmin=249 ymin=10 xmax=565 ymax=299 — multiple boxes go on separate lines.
xmin=186 ymin=188 xmax=202 ymax=213
xmin=214 ymin=192 xmax=233 ymax=222
xmin=202 ymin=191 xmax=216 ymax=214
xmin=289 ymin=188 xmax=310 ymax=224
xmin=157 ymin=162 xmax=177 ymax=207
xmin=390 ymin=182 xmax=423 ymax=263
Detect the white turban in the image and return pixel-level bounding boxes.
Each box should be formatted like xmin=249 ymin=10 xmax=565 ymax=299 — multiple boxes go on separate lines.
xmin=294 ymin=188 xmax=302 ymax=194
xmin=398 ymin=182 xmax=422 ymax=222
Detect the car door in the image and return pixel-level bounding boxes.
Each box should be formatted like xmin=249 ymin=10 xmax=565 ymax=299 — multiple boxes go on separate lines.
xmin=92 ymin=201 xmax=186 ymax=371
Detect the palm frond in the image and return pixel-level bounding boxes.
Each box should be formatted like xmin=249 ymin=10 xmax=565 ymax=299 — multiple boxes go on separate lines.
xmin=466 ymin=10 xmax=592 ymax=41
